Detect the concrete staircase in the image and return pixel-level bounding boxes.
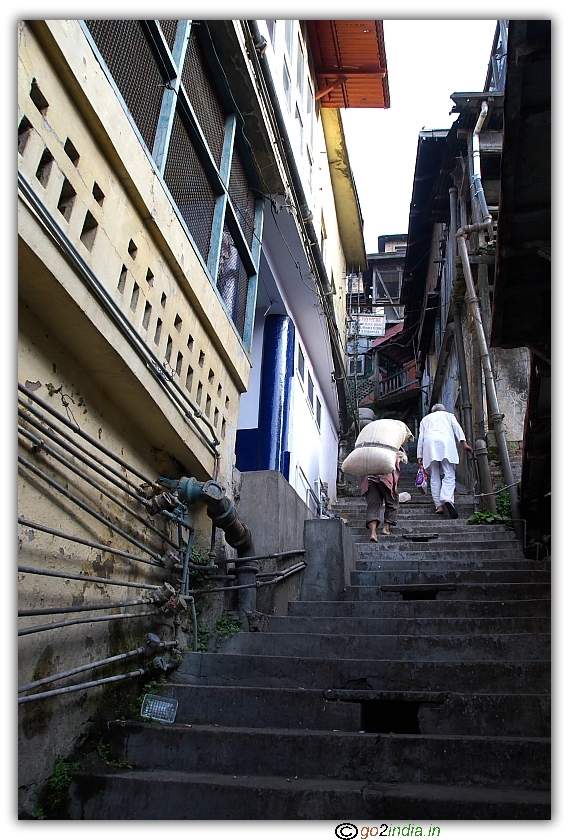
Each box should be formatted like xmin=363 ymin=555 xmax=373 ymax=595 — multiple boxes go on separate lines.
xmin=68 ymin=464 xmax=551 ymax=819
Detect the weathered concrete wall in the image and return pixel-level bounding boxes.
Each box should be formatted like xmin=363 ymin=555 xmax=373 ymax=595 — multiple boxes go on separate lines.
xmin=18 ymin=307 xmax=215 ymax=816
xmin=300 ymin=518 xmax=358 ymax=601
xmin=17 ymin=18 xmax=256 ymax=816
xmin=235 ymin=470 xmax=315 ymax=616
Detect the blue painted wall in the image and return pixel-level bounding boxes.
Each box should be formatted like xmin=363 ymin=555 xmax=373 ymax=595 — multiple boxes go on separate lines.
xmin=236 ymin=314 xmax=295 ymax=476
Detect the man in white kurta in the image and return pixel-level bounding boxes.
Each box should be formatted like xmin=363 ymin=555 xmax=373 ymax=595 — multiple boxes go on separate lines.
xmin=417 ymin=404 xmax=473 ymax=518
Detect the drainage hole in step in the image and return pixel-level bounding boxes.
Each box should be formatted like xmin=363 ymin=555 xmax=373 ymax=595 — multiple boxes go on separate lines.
xmin=360 ymin=700 xmax=421 ymax=734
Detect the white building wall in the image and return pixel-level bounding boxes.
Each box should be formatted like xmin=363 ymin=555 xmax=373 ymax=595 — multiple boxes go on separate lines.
xmin=288 ymin=337 xmax=339 ymax=510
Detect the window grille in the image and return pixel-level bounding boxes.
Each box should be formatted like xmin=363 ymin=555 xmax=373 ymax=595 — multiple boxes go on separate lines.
xmin=159 ymin=20 xmax=178 ymax=51
xmin=84 ymin=19 xmax=261 ymax=349
xmin=182 ymin=28 xmax=226 ymax=166
xmin=216 ymin=226 xmax=249 ymax=338
xmin=85 ymin=20 xmax=165 ymax=153
xmin=164 ymin=110 xmax=216 ymax=262
xmin=229 ymin=149 xmax=256 ymax=248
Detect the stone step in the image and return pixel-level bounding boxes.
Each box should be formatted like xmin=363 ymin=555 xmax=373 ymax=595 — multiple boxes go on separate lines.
xmin=353 ymin=537 xmax=521 ymax=550
xmin=355 ymin=558 xmax=545 ymax=571
xmin=324 ymin=689 xmax=551 ymax=737
xmin=67 ymin=769 xmax=551 ymax=820
xmin=220 ymin=631 xmax=550 ymax=662
xmin=150 ymin=683 xmax=361 ymax=730
xmin=346 ymin=582 xmax=551 ymax=601
xmin=353 ymin=545 xmax=525 ymax=561
xmin=288 ymin=598 xmax=551 ymax=618
xmin=100 ymin=721 xmax=550 ymax=790
xmin=350 ymin=570 xmax=551 ymax=586
xmin=148 ymin=683 xmax=550 ymax=737
xmin=173 ymin=652 xmax=550 ymax=694
xmin=269 ymin=615 xmax=551 ymax=636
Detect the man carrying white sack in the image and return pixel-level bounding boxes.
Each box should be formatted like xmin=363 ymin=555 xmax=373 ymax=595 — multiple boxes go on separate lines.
xmin=361 ymin=454 xmax=401 ymax=541
xmin=417 ymin=404 xmax=473 ymax=519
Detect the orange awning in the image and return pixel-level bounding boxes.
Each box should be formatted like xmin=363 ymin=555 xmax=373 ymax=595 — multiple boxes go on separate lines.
xmin=305 ymin=20 xmax=390 ymax=108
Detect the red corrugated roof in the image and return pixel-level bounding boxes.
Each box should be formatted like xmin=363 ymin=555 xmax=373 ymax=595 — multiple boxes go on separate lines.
xmin=369 ymin=322 xmax=404 ymax=349
xmin=306 ymin=20 xmax=390 ymax=108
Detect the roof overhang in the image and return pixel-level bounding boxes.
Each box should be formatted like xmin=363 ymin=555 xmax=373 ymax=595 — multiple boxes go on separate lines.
xmin=306 ymin=20 xmax=390 ymax=108
xmin=321 ymin=109 xmax=367 ymax=270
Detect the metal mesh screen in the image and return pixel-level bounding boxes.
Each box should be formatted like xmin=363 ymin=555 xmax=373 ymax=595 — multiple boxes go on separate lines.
xmin=159 ymin=20 xmax=178 ymax=51
xmin=164 ymin=110 xmax=216 ymax=262
xmin=85 ymin=20 xmax=165 ymax=153
xmin=229 ymin=149 xmax=256 ymax=248
xmin=181 ymin=28 xmax=226 ymax=166
xmin=217 ymin=225 xmax=249 ymax=338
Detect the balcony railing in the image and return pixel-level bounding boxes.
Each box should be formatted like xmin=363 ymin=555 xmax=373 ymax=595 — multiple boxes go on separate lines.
xmin=375 ymin=360 xmax=418 ymax=401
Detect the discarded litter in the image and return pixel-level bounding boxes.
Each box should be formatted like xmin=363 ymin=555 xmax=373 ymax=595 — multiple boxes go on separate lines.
xmin=140 ymin=694 xmax=178 ymax=723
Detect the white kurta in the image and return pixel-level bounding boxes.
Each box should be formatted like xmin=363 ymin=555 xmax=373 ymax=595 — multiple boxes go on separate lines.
xmin=417 ymin=411 xmax=466 ymax=466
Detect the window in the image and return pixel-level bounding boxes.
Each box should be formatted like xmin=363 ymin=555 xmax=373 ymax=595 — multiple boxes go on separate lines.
xmin=305 ymin=77 xmax=314 ymax=150
xmin=284 ymin=19 xmax=294 ymax=59
xmin=348 ymin=274 xmax=364 ymax=294
xmin=297 ymin=345 xmax=305 ymax=382
xmin=295 ymin=105 xmax=303 ymax=154
xmin=266 ymin=20 xmax=276 ymax=44
xmin=307 ymin=372 xmax=314 ymax=409
xmin=283 ymin=59 xmax=291 ymax=110
xmin=349 ymin=356 xmax=365 ymax=376
xmin=296 ymin=34 xmax=304 ymax=94
xmin=84 ymin=19 xmax=262 ymax=347
xmin=316 ymin=397 xmax=321 ymax=429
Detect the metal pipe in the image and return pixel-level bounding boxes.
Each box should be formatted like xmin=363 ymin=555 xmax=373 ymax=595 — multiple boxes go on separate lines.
xmin=18 ymin=454 xmax=163 ymax=565
xmin=449 ymin=188 xmax=474 ymax=449
xmin=17 ymin=668 xmax=147 ymax=704
xmin=188 ymin=561 xmax=307 ymax=595
xmin=19 ymin=641 xmax=176 ymax=693
xmin=470 ymin=321 xmax=486 ymax=441
xmin=474 ymin=438 xmax=497 ymax=514
xmin=18 ymin=517 xmax=166 ymax=568
xmin=18 ymin=564 xmax=161 ymax=591
xmin=18 ymin=402 xmax=144 ymax=497
xmin=227 ymin=549 xmax=305 ymax=564
xmin=472 ymin=101 xmax=493 ymax=234
xmin=18 ymin=425 xmax=178 ymax=549
xmin=456 ymin=226 xmax=522 ymax=536
xmin=187 ymin=595 xmax=198 ymax=652
xmin=18 ymin=611 xmax=158 ymax=636
xmin=19 ymin=599 xmax=152 ymax=617
xmin=18 ymin=382 xmax=156 ymax=486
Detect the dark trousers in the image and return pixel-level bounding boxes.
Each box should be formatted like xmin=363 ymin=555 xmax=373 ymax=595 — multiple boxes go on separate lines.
xmin=364 ymin=480 xmax=399 ymax=527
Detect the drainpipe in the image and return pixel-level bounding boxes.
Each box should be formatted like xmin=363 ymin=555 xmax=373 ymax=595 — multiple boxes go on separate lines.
xmin=456 ymin=224 xmax=522 ymax=537
xmin=472 ymin=101 xmax=493 ymax=236
xmin=474 ymin=439 xmax=497 ymax=514
xmin=246 ymin=20 xmax=353 ymax=436
xmin=449 ymin=188 xmax=474 ymax=449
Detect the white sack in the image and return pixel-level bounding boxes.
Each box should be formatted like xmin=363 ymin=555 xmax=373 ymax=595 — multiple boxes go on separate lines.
xmin=341 ymin=419 xmax=414 ymax=477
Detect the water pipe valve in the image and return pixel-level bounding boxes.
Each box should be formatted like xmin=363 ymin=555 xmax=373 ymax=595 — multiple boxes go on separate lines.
xmin=151 ymin=582 xmax=176 ymax=607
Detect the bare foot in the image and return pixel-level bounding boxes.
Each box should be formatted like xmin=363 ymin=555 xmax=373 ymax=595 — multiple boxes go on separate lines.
xmin=435 ymin=507 xmax=445 ymax=515
xmin=369 ymin=534 xmax=378 ymax=542
xmin=381 ymin=525 xmax=391 ymax=535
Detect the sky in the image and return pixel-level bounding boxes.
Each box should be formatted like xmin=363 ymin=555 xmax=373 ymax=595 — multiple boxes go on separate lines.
xmin=341 ymin=19 xmax=499 ymax=252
